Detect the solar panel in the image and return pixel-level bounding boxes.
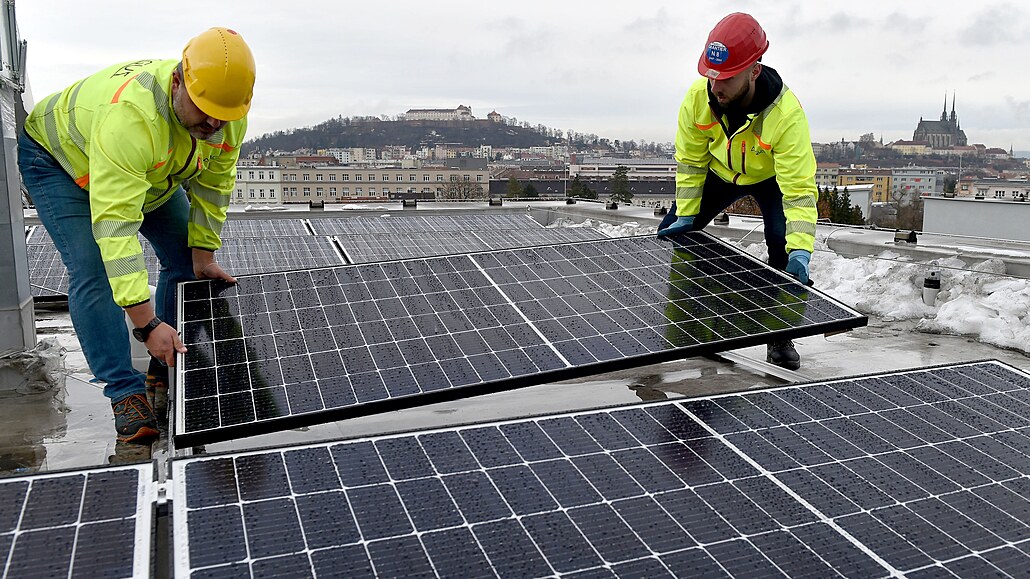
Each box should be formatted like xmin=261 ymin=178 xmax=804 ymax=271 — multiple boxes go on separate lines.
xmin=211 ymin=236 xmax=345 ymax=275
xmin=26 ymin=243 xmax=70 ymax=299
xmin=0 ymin=463 xmax=155 ymax=578
xmin=308 ymin=214 xmax=543 ymax=236
xmin=337 ymin=227 xmax=610 ymax=264
xmin=25 ymin=225 xmax=47 ymax=244
xmin=25 ymin=236 xmax=343 ymax=299
xmin=174 ymin=232 xmax=866 ymax=446
xmin=220 ymin=218 xmax=311 ymax=238
xmin=170 ymin=360 xmax=1030 ymax=578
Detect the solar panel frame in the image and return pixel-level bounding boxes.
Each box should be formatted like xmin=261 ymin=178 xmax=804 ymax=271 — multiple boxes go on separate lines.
xmin=0 ymin=463 xmax=156 ymax=578
xmin=169 ymin=360 xmax=1030 ymax=578
xmin=173 ymin=232 xmax=867 ymax=446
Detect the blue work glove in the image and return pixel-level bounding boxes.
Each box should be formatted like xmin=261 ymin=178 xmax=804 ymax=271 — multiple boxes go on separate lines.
xmin=657 ymin=215 xmax=695 ymax=237
xmin=786 ymin=249 xmax=811 ymax=284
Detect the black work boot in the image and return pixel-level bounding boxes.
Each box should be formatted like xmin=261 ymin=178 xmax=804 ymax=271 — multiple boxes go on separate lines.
xmin=767 ymin=340 xmax=801 ymax=370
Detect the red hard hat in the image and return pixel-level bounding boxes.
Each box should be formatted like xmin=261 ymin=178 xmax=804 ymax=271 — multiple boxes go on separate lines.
xmin=697 ymin=13 xmax=769 ymax=80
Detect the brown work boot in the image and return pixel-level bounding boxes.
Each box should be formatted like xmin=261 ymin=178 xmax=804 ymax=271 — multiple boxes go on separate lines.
xmin=112 ymin=393 xmax=159 ymax=444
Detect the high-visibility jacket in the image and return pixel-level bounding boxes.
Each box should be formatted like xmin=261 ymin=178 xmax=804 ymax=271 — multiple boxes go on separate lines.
xmin=24 ymin=59 xmax=246 ymax=307
xmin=674 ymin=76 xmax=818 ymax=253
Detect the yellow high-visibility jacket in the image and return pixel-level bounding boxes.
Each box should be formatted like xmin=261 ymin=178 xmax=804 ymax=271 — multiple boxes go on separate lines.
xmin=24 ymin=59 xmax=246 ymax=307
xmin=675 ymin=75 xmax=818 ymax=253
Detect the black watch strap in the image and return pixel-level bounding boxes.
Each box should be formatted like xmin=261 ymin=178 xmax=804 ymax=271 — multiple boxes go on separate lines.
xmin=133 ymin=317 xmax=162 ymax=343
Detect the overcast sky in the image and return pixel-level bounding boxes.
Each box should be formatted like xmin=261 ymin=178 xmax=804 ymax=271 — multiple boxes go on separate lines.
xmin=16 ymin=1 xmax=1030 ymax=151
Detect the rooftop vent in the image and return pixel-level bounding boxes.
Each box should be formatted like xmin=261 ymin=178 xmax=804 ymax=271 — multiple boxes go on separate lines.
xmin=308 ymin=199 xmax=324 ymax=211
xmin=713 ymin=211 xmax=730 ymax=225
xmin=605 ymin=202 xmax=618 ymax=210
xmin=402 ymin=199 xmax=418 ymax=208
xmin=488 ymin=197 xmax=503 ymax=206
xmin=654 ymin=206 xmax=668 ymax=216
xmin=894 ymin=229 xmax=917 ymax=244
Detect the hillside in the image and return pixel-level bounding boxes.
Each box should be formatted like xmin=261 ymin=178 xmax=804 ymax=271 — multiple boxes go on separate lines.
xmin=243 ymin=117 xmax=559 ymax=154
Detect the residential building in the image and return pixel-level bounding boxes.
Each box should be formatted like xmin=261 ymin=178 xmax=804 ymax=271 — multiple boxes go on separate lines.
xmin=970 ymin=178 xmax=1030 ymax=200
xmin=888 ymin=140 xmax=931 ymax=156
xmin=838 ymin=168 xmax=892 ymax=202
xmin=235 ymin=163 xmax=490 ymax=204
xmin=569 ymin=157 xmax=676 ymax=180
xmin=815 ymin=163 xmax=839 ymax=191
xmin=234 ymin=166 xmax=282 ymax=204
xmin=891 ymin=167 xmax=943 ymax=202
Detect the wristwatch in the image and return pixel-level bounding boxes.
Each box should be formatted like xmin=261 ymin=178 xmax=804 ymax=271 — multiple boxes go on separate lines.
xmin=132 ymin=317 xmax=162 ymax=343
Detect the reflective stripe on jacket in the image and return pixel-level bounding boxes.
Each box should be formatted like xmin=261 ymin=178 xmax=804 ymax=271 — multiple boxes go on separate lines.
xmin=24 ymin=59 xmax=246 ymax=306
xmin=674 ymin=77 xmax=818 ymax=253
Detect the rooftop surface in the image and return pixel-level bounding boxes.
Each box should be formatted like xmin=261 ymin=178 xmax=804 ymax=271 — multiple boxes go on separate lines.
xmin=3 ymin=201 xmax=1029 ymax=473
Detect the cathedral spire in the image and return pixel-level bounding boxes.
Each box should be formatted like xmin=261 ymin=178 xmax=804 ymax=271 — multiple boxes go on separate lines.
xmin=950 ymin=92 xmax=957 ymax=123
xmin=941 ymin=93 xmax=948 ymax=122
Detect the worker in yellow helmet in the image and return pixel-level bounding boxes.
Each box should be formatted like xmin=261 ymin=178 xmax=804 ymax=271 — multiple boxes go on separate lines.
xmin=18 ymin=28 xmax=256 ymax=443
xmin=657 ymin=13 xmax=818 ymax=370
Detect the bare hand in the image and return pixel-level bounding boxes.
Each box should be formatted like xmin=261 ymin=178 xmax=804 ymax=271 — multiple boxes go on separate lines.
xmin=195 ymin=261 xmax=237 ymax=283
xmin=145 ymin=323 xmax=187 ymax=367
xmin=192 ymin=248 xmax=237 ymax=283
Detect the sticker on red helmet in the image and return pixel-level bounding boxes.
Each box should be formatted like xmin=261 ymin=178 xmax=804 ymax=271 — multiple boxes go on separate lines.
xmin=706 ymin=41 xmax=729 ymax=65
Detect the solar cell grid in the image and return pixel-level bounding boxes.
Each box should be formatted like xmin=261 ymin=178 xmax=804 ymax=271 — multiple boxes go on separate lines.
xmin=336 ymin=226 xmax=609 ymax=264
xmin=176 ymin=232 xmax=865 ymax=445
xmin=24 ymin=236 xmax=343 ymax=299
xmin=0 ymin=463 xmax=154 ymax=578
xmin=308 ymin=213 xmax=542 ymax=236
xmin=172 ymin=361 xmax=1030 ymax=578
xmin=219 ymin=218 xmax=311 ymax=238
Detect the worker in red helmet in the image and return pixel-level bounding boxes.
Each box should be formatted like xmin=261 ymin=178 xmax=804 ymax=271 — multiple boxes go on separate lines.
xmin=657 ymin=12 xmax=819 ymax=370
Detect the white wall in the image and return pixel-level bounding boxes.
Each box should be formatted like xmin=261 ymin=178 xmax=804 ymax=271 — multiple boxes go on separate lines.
xmin=923 ymin=197 xmax=1030 ymax=242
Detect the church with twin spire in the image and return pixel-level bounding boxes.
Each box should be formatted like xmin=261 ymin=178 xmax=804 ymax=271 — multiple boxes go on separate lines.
xmin=913 ymin=93 xmax=968 ymax=148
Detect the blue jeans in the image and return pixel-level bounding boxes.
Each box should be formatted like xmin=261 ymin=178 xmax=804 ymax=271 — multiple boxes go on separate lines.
xmin=660 ymin=171 xmax=789 ymax=269
xmin=18 ymin=131 xmax=194 ymax=401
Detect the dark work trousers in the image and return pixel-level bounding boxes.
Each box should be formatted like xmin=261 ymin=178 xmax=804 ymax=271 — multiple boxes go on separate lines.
xmin=659 ymin=171 xmax=789 ymax=270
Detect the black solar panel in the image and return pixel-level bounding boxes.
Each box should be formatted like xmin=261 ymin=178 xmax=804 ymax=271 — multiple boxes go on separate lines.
xmin=337 ymin=227 xmax=609 ymax=264
xmin=25 ymin=236 xmax=343 ymax=299
xmin=170 ymin=360 xmax=1030 ymax=578
xmin=0 ymin=463 xmax=154 ymax=578
xmin=174 ymin=232 xmax=865 ymax=446
xmin=308 ymin=214 xmax=542 ymax=236
xmin=220 ymin=218 xmax=311 ymax=238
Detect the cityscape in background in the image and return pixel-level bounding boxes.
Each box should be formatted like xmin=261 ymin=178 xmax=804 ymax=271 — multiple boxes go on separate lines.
xmin=234 ymin=99 xmax=1030 ymax=239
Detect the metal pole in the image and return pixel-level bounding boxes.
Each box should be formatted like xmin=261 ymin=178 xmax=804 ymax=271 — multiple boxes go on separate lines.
xmin=0 ymin=0 xmax=34 ymax=354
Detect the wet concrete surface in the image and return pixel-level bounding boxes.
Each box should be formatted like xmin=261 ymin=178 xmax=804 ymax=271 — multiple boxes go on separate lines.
xmin=3 ymin=307 xmax=1027 ymax=475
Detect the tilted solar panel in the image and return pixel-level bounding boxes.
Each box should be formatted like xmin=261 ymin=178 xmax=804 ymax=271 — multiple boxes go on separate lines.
xmin=308 ymin=214 xmax=542 ymax=236
xmin=220 ymin=218 xmax=311 ymax=238
xmin=0 ymin=463 xmax=155 ymax=578
xmin=171 ymin=361 xmax=1030 ymax=578
xmin=174 ymin=232 xmax=866 ymax=446
xmin=337 ymin=226 xmax=609 ymax=264
xmin=25 ymin=236 xmax=343 ymax=299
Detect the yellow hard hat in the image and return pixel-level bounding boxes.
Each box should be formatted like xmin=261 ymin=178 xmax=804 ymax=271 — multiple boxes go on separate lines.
xmin=182 ymin=27 xmax=255 ymax=121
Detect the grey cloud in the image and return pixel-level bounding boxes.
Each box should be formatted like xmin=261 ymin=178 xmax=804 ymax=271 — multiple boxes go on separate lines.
xmin=960 ymin=4 xmax=1023 ymax=45
xmin=624 ymin=8 xmax=672 ymax=34
xmin=1005 ymin=96 xmax=1030 ymax=122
